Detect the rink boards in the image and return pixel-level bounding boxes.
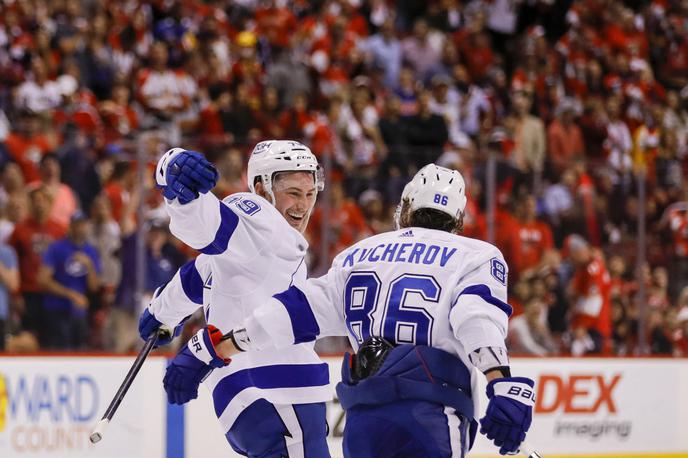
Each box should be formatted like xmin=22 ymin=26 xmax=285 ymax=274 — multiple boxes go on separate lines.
xmin=0 ymin=355 xmax=686 ymax=458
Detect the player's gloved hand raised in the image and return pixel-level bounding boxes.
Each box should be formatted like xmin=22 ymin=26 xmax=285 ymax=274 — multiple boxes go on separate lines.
xmin=480 ymin=377 xmax=535 ymax=455
xmin=138 ymin=286 xmax=187 ymax=347
xmin=163 ymin=326 xmax=230 ymax=405
xmin=156 ymin=148 xmax=218 ymax=204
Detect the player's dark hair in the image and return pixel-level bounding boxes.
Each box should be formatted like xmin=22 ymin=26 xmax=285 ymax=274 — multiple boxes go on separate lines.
xmin=409 ymin=208 xmax=462 ymax=232
xmin=400 ymin=200 xmax=463 ymax=233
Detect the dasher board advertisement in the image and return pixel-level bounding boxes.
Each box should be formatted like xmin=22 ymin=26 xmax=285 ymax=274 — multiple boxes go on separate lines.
xmin=0 ymin=356 xmax=167 ymax=458
xmin=184 ymin=356 xmax=688 ymax=458
xmin=2 ymin=356 xmax=687 ymax=458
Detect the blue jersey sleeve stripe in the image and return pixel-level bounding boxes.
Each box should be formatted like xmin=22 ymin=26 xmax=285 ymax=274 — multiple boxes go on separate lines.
xmin=179 ymin=259 xmax=204 ymax=305
xmin=273 ymin=286 xmax=321 ymax=344
xmin=211 ymin=363 xmax=330 ymax=418
xmin=200 ymin=202 xmax=239 ymax=255
xmin=454 ymin=284 xmax=513 ymax=317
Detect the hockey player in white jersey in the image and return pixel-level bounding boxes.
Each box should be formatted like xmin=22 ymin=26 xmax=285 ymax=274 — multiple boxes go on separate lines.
xmin=137 ymin=141 xmax=332 ymax=457
xmin=215 ymin=164 xmax=536 ymax=457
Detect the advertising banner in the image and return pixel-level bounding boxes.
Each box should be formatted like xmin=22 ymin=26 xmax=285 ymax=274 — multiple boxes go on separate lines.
xmin=2 ymin=356 xmax=687 ymax=458
xmin=487 ymin=358 xmax=688 ymax=457
xmin=188 ymin=357 xmax=688 ymax=458
xmin=0 ymin=356 xmax=167 ymax=458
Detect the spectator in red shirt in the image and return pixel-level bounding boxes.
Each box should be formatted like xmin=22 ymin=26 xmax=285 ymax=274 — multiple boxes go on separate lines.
xmin=98 ymin=83 xmax=139 ymax=144
xmin=4 ymin=110 xmax=54 ymax=183
xmin=358 ymin=189 xmax=392 ymax=235
xmin=604 ymin=8 xmax=648 ymax=58
xmin=567 ymin=234 xmax=612 ymax=354
xmin=196 ymin=85 xmax=233 ymax=148
xmin=103 ymin=160 xmax=135 ymax=225
xmin=510 ymin=195 xmax=559 ymax=281
xmin=256 ymin=86 xmax=284 ymax=140
xmin=212 ymin=148 xmax=247 ymax=198
xmin=462 ymin=181 xmax=488 ymax=241
xmin=52 ymin=74 xmax=103 ymax=144
xmin=547 ymin=99 xmax=585 ymax=178
xmin=9 ymin=186 xmax=66 ymax=341
xmin=307 ymin=180 xmax=371 ymax=271
xmin=461 ymin=31 xmax=494 ymax=83
xmin=279 ymin=92 xmax=312 ymax=141
xmin=231 ymin=32 xmax=265 ymax=95
xmin=28 ymin=154 xmax=77 ymax=230
xmin=255 ymin=0 xmax=297 ymax=50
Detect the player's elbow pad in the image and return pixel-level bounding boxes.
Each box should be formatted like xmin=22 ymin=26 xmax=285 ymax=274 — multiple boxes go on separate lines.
xmin=469 ymin=346 xmax=510 ymax=375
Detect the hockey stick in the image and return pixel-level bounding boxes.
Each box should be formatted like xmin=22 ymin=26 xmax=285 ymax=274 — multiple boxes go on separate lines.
xmin=89 ymin=328 xmax=167 ymax=444
xmin=520 ymin=441 xmax=542 ymax=458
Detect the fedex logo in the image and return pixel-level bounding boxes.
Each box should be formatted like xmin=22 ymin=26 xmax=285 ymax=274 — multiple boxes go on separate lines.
xmin=535 ymin=374 xmax=621 ymax=414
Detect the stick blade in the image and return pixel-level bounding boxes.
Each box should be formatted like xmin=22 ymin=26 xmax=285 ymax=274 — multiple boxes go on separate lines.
xmin=520 ymin=441 xmax=542 ymax=458
xmin=90 ymin=418 xmax=109 ymax=444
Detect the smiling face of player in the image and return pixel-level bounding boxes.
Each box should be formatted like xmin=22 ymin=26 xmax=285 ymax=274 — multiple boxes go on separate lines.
xmin=256 ymin=171 xmax=317 ymax=234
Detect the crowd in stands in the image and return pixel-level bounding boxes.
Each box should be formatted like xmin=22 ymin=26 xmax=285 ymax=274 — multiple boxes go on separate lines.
xmin=0 ymin=0 xmax=687 ymax=357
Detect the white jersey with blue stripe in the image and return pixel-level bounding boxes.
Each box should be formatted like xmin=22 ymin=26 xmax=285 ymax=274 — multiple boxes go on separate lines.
xmin=149 ymin=191 xmax=331 ymax=431
xmin=242 ymin=227 xmax=512 ymax=417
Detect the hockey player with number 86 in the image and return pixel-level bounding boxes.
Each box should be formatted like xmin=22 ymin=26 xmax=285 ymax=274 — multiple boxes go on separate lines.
xmin=218 ymin=164 xmax=538 ymax=458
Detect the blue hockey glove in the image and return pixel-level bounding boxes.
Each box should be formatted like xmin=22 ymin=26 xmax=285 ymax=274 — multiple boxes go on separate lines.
xmin=163 ymin=325 xmax=230 ymax=405
xmin=156 ymin=148 xmax=218 ymax=204
xmin=480 ymin=376 xmax=535 ymax=455
xmin=138 ymin=285 xmax=188 ymax=347
xmin=138 ymin=308 xmax=188 ymax=347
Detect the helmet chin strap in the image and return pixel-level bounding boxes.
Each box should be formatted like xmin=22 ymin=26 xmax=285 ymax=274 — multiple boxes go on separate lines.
xmin=253 ymin=175 xmax=276 ymax=205
xmin=265 ymin=189 xmax=276 ymax=205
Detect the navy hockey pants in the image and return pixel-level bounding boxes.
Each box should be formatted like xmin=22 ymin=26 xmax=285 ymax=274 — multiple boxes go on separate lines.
xmin=343 ymin=399 xmax=470 ymax=458
xmin=226 ymin=398 xmax=330 ymax=458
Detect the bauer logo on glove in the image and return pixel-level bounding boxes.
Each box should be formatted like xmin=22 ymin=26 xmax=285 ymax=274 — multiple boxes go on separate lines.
xmin=480 ymin=376 xmax=535 ymax=456
xmin=163 ymin=326 xmax=229 ymax=405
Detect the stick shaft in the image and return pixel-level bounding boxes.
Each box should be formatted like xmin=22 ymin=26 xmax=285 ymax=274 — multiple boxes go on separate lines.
xmin=100 ymin=331 xmax=159 ymax=421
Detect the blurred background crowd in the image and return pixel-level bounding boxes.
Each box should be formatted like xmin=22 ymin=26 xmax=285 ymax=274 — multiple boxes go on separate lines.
xmin=0 ymin=0 xmax=687 ymax=357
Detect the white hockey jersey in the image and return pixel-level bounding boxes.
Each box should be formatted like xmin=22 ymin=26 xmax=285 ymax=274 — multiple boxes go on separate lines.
xmin=242 ymin=227 xmax=513 ymax=416
xmin=149 ymin=191 xmax=331 ymax=432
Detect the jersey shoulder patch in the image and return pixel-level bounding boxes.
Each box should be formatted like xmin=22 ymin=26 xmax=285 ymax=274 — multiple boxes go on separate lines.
xmin=224 ymin=195 xmax=262 ymax=216
xmin=235 ymin=198 xmax=261 ymax=216
xmin=490 ymin=257 xmax=507 ymax=285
